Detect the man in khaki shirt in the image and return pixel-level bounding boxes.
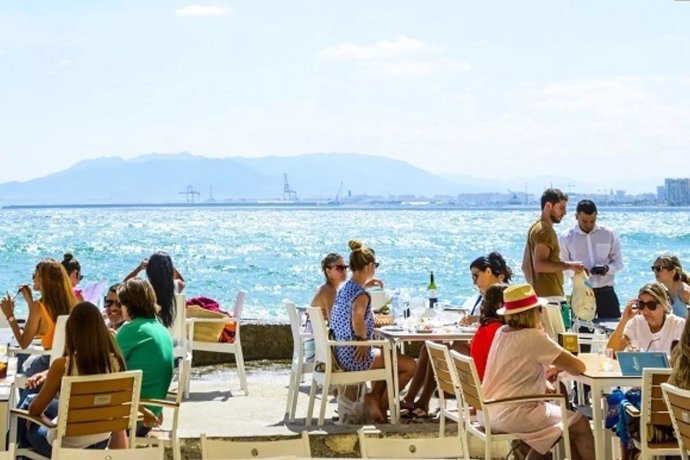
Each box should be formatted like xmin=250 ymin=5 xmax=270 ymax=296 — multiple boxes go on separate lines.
xmin=522 ymin=188 xmax=584 ymax=298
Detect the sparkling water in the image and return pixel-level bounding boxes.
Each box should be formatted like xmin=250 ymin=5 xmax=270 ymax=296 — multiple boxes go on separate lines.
xmin=0 ymin=206 xmax=688 ymax=322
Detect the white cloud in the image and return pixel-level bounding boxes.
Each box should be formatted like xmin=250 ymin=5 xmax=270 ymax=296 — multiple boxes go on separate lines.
xmin=175 ymin=5 xmax=230 ymax=17
xmin=319 ymin=35 xmax=427 ymax=61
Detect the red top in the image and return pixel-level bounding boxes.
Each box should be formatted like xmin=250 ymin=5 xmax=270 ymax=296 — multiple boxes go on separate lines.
xmin=469 ymin=320 xmax=503 ymax=382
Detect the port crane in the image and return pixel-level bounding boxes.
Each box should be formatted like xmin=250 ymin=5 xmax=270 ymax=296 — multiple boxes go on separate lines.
xmin=283 ymin=174 xmax=297 ymax=201
xmin=179 ymin=185 xmax=200 ymax=203
xmin=334 ymin=181 xmax=344 ymax=204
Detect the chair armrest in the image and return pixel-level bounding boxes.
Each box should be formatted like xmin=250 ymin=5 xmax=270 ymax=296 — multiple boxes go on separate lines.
xmin=624 ymin=405 xmax=640 ymax=418
xmin=10 ymin=409 xmax=57 ymax=429
xmin=140 ymin=398 xmax=179 ymax=409
xmin=186 ymin=317 xmax=235 ymax=324
xmin=484 ymin=393 xmax=567 ymax=406
xmin=326 ymin=340 xmax=391 ymax=349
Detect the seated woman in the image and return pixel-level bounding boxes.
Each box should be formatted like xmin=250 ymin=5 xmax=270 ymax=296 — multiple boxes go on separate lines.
xmin=400 ymin=253 xmax=513 ymax=418
xmin=607 ymin=282 xmax=685 ymax=354
xmin=116 ymin=278 xmax=174 ymax=436
xmin=61 ymin=252 xmax=84 ymax=301
xmin=1 ymin=259 xmax=77 ymax=379
xmin=124 ymin=251 xmax=185 ymax=329
xmin=331 ymin=240 xmax=416 ymax=423
xmin=17 ymin=301 xmax=126 ymax=456
xmin=482 ymin=284 xmax=594 ymax=460
xmin=311 ymin=253 xmax=348 ymax=321
xmin=469 ymin=283 xmax=508 ymax=382
xmin=652 ymin=254 xmax=690 ymax=319
xmin=103 ymin=283 xmax=125 ymax=330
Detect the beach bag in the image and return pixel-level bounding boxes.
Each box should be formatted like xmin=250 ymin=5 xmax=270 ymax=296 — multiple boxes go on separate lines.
xmin=336 ymin=384 xmax=369 ymax=425
xmin=571 ymin=272 xmax=596 ymax=321
xmin=186 ymin=296 xmax=231 ymax=342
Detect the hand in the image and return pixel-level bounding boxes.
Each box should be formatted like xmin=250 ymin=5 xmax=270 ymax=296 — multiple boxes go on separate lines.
xmin=0 ymin=294 xmax=14 ymax=318
xmin=544 ymin=365 xmax=561 ymax=383
xmin=19 ymin=284 xmax=33 ymax=303
xmin=354 ymin=345 xmax=370 ymax=362
xmin=141 ymin=408 xmax=161 ymax=428
xmin=460 ymin=315 xmax=478 ymax=326
xmin=26 ymin=371 xmax=48 ymax=390
xmin=364 ymin=278 xmax=384 ymax=289
xmin=565 ymin=261 xmax=585 ymax=273
xmin=138 ymin=259 xmax=148 ymax=271
xmin=622 ymin=299 xmax=638 ymax=320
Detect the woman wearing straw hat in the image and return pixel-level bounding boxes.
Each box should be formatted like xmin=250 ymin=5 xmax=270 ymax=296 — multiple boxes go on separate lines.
xmin=481 ymin=284 xmax=594 ymax=460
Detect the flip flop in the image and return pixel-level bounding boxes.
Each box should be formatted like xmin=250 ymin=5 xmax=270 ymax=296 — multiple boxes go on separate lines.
xmin=411 ymin=407 xmax=430 ymax=418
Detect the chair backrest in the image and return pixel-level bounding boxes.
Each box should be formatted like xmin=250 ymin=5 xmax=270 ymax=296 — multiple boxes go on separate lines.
xmin=53 ymin=444 xmax=164 ymax=460
xmin=232 ymin=290 xmax=247 ymax=320
xmin=49 ymin=315 xmax=69 ymax=364
xmin=641 ymin=368 xmax=673 ymax=435
xmin=541 ymin=305 xmax=565 ymax=340
xmin=200 ymin=431 xmax=311 ymax=459
xmin=0 ymin=444 xmax=13 ymax=460
xmin=284 ymin=300 xmax=303 ymax=344
xmin=426 ymin=341 xmax=462 ymax=405
xmin=449 ymin=350 xmax=485 ymax=413
xmin=306 ymin=307 xmax=330 ymax=367
xmin=170 ymin=293 xmax=187 ymax=345
xmin=358 ymin=429 xmax=462 ymax=459
xmin=53 ymin=370 xmax=143 ymax=449
xmin=661 ymin=382 xmax=690 ymax=455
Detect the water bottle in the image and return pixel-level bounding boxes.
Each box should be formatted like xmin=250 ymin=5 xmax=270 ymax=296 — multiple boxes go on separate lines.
xmin=391 ymin=290 xmax=402 ymax=319
xmin=592 ymin=327 xmax=606 ymax=353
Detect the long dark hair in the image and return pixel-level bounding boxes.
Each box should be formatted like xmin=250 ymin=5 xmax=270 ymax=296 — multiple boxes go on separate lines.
xmin=480 ymin=283 xmax=508 ymax=326
xmin=64 ymin=302 xmax=125 ymax=375
xmin=146 ymin=251 xmax=176 ymax=328
xmin=470 ymin=252 xmax=513 ymax=283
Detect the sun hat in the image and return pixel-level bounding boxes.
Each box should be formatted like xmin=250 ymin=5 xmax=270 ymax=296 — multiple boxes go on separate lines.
xmin=497 ymin=283 xmax=548 ymax=316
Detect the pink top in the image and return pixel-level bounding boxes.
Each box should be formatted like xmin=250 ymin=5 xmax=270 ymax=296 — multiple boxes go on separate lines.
xmin=481 ymin=326 xmax=573 ymax=454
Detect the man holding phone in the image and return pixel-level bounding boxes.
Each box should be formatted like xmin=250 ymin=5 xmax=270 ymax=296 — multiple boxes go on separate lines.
xmin=560 ymin=199 xmax=624 ymax=319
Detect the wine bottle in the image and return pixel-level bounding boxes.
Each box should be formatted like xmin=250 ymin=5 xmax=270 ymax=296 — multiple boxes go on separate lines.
xmin=427 ymin=271 xmax=438 ymax=309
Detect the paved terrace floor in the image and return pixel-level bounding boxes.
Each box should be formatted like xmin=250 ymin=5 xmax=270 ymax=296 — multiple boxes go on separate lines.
xmin=171 ymin=361 xmax=510 ymax=459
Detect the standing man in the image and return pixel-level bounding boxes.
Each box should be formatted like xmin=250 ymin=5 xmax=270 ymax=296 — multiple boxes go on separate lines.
xmin=522 ymin=188 xmax=584 ymax=299
xmin=559 ymin=199 xmax=623 ymax=319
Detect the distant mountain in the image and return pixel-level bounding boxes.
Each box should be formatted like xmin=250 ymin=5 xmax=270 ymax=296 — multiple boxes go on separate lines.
xmin=0 ymin=152 xmax=470 ymax=205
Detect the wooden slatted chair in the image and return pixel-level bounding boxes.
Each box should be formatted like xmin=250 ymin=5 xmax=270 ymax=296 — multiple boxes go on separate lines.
xmin=53 ymin=444 xmax=164 ymax=460
xmin=661 ymin=381 xmax=690 ymax=460
xmin=134 ymin=357 xmax=190 ymax=460
xmin=624 ymin=368 xmax=678 ymax=459
xmin=449 ymin=350 xmax=572 ymax=460
xmin=188 ymin=290 xmax=248 ymax=395
xmin=305 ymin=307 xmax=394 ymax=426
xmin=425 ymin=341 xmax=467 ymax=455
xmin=10 ymin=370 xmax=143 ymax=460
xmin=284 ymin=300 xmax=314 ymax=422
xmin=358 ymin=428 xmax=463 ymax=459
xmin=200 ymin=431 xmax=311 ymax=459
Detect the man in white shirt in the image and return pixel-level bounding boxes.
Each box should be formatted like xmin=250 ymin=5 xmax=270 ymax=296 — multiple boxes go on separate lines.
xmin=559 ymin=199 xmax=624 ymax=319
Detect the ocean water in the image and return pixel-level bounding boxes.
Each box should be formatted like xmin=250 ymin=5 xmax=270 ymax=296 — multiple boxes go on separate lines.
xmin=0 ymin=206 xmax=689 ymax=322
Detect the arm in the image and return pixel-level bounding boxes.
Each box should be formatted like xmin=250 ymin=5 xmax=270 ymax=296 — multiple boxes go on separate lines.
xmin=607 ymin=300 xmax=636 ymax=351
xmin=552 ymin=350 xmax=586 ymax=375
xmin=606 ymin=233 xmax=624 ymax=274
xmin=28 ymin=358 xmax=65 ymax=418
xmin=364 ymin=278 xmax=384 ymax=289
xmin=1 ymin=287 xmax=44 ymax=349
xmin=533 ymin=244 xmax=583 ymax=273
xmin=173 ymin=267 xmax=185 ymax=292
xmin=680 ymin=283 xmax=690 ymax=304
xmin=351 ymin=294 xmax=370 ymax=362
xmin=123 ymin=259 xmax=147 ymax=282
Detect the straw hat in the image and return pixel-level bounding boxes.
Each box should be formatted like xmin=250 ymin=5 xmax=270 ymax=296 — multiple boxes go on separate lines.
xmin=497 ymin=283 xmax=548 ymax=316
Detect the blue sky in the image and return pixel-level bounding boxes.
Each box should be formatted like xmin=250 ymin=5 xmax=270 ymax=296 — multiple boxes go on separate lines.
xmin=1 ymin=1 xmax=689 ymax=191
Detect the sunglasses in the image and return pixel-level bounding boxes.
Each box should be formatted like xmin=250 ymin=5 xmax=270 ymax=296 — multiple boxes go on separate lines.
xmin=471 ymin=272 xmax=480 ymax=281
xmin=635 ymin=299 xmax=660 ymax=311
xmin=78 ymin=274 xmax=84 ymax=281
xmin=104 ymin=299 xmax=120 ymax=307
xmin=373 ymin=262 xmax=380 ymax=269
xmin=651 ymin=265 xmax=667 ymax=272
xmin=328 ymin=264 xmax=349 ymax=272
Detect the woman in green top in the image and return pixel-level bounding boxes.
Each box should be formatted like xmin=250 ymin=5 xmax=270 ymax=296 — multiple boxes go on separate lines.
xmin=116 ymin=278 xmax=174 ymax=436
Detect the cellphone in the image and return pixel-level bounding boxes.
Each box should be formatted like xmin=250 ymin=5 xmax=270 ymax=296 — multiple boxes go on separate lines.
xmin=591 ymin=264 xmax=607 ymax=275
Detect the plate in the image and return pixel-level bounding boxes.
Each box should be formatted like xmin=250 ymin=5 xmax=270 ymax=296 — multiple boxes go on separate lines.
xmin=380 ymin=325 xmax=404 ymax=332
xmin=415 ymin=328 xmax=435 ymax=334
xmin=459 ymin=326 xmax=478 ymax=333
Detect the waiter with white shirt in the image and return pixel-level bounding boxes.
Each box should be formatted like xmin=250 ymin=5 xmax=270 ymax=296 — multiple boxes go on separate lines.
xmin=559 ymin=199 xmax=624 ymax=319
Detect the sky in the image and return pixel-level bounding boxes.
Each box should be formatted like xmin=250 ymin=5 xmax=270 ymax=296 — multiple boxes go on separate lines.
xmin=1 ymin=1 xmax=689 ymax=192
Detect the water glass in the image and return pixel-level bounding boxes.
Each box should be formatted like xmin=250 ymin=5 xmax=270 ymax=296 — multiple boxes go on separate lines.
xmin=598 ymin=348 xmax=614 ymax=371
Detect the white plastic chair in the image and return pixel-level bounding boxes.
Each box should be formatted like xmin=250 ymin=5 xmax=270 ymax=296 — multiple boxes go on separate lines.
xmin=188 ymin=291 xmax=248 ymax=395
xmin=541 ymin=304 xmax=566 ymax=341
xmin=305 ymin=307 xmax=394 ymax=426
xmin=0 ymin=444 xmax=14 ymax=460
xmin=200 ymin=431 xmax=311 ymax=459
xmin=661 ymin=381 xmax=690 ymax=460
xmin=284 ymin=300 xmax=314 ymax=422
xmin=169 ymin=294 xmax=192 ymax=398
xmin=53 ymin=445 xmax=164 ymax=460
xmin=134 ymin=357 xmax=190 ymax=460
xmin=358 ymin=428 xmax=463 ymax=459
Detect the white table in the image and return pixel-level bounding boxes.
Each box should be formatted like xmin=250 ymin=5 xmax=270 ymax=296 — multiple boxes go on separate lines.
xmin=0 ymin=358 xmax=17 ymax=451
xmin=373 ymin=327 xmax=474 ymax=423
xmin=565 ymin=353 xmax=641 ymax=460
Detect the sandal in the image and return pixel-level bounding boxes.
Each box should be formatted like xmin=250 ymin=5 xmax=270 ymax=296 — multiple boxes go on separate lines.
xmin=411 ymin=407 xmax=430 ymax=418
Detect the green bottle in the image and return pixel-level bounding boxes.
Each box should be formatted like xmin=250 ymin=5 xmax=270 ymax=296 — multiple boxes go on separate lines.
xmin=427 ymin=271 xmax=438 ymax=309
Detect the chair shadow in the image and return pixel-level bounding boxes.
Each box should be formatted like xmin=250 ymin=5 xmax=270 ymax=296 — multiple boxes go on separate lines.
xmin=185 ymin=390 xmax=236 ymax=402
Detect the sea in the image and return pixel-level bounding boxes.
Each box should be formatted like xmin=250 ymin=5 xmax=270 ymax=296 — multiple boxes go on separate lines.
xmin=0 ymin=206 xmax=689 ymax=322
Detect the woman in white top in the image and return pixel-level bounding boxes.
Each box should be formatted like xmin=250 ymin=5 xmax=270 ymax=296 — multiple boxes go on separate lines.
xmin=482 ymin=284 xmax=594 ymax=460
xmin=607 ymin=282 xmax=685 ymax=355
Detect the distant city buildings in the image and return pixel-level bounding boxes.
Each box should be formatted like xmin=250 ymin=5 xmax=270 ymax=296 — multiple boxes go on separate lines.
xmin=657 ymin=178 xmax=690 ymax=206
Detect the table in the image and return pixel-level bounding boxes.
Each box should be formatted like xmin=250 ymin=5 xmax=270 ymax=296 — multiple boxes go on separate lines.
xmin=565 ymin=353 xmax=641 ymax=460
xmin=0 ymin=358 xmax=17 ymax=451
xmin=373 ymin=327 xmax=474 ymax=423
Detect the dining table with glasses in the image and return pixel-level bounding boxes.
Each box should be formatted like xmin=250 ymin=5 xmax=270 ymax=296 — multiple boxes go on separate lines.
xmin=564 ymin=352 xmax=643 ymax=460
xmin=373 ymin=321 xmax=475 ymax=423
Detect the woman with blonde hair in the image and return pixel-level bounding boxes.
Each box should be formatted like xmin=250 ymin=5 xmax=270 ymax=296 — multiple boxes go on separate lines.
xmin=311 ymin=253 xmax=348 ymax=321
xmin=652 ymin=254 xmax=690 ymax=318
xmin=330 ymin=240 xmax=415 ymax=422
xmin=482 ymin=284 xmax=594 ymax=460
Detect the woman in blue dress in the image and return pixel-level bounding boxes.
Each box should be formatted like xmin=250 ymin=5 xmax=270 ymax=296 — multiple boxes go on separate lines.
xmin=330 ymin=239 xmax=416 ymax=422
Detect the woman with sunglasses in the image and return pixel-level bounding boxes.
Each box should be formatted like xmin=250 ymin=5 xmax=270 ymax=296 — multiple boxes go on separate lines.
xmin=103 ymin=283 xmax=125 ymax=330
xmin=330 ymin=240 xmax=415 ymax=422
xmin=607 ymin=282 xmax=685 ymax=355
xmin=464 ymin=252 xmax=513 ymax=324
xmin=651 ymin=255 xmax=690 ymax=318
xmin=311 ymin=253 xmax=348 ymax=321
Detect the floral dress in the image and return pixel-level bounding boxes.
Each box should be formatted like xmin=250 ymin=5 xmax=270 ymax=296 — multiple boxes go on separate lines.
xmin=330 ymin=280 xmax=374 ymax=371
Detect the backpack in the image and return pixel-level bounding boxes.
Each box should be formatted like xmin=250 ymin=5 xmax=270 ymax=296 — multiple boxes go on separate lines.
xmin=571 ymin=272 xmax=596 ymax=321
